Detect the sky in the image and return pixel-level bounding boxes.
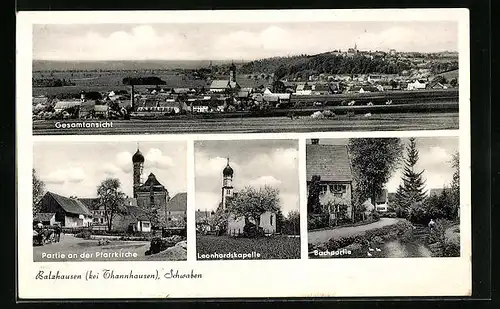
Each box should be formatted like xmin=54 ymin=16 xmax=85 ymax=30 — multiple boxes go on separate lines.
xmin=32 ymin=21 xmax=458 ymax=61
xmin=33 ymin=141 xmax=187 ymax=199
xmin=307 ymin=137 xmax=459 ymax=194
xmin=194 ymin=139 xmax=299 ymax=216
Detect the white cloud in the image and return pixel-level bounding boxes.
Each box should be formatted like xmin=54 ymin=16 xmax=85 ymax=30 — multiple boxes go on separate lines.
xmin=43 ymin=167 xmax=86 ymax=184
xmin=34 ymin=23 xmax=457 ymax=61
xmin=249 ymin=175 xmax=282 ymax=187
xmin=195 ymin=192 xmax=220 ymax=211
xmin=145 ymin=148 xmax=174 ymax=169
xmin=115 ymin=151 xmax=133 ymax=173
xmin=195 ymin=153 xmax=241 ymax=177
xmin=101 ymin=163 xmax=122 ymax=176
xmin=423 ymin=146 xmax=452 ymax=165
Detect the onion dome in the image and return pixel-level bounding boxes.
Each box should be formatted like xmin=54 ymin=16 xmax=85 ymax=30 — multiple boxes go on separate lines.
xmin=223 ymin=157 xmax=233 ymax=177
xmin=132 ymin=148 xmax=145 ymax=163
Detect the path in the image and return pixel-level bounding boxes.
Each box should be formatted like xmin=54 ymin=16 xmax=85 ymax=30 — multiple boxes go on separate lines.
xmin=308 ymin=218 xmax=401 ymax=245
xmin=33 ymin=234 xmax=150 ymax=262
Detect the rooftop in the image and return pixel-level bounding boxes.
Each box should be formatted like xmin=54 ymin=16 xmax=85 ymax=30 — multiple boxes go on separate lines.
xmin=306 ymin=144 xmax=353 ymax=182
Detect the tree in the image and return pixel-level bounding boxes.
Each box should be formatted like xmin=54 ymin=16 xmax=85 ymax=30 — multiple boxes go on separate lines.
xmin=33 ymin=169 xmax=45 ymax=216
xmin=450 ymin=151 xmax=460 ymax=217
xmin=281 ymin=210 xmax=300 ymax=235
xmin=96 ymin=178 xmax=126 ymax=231
xmin=348 ymin=138 xmax=404 ymax=212
xmin=228 ymin=185 xmax=280 ymax=229
xmin=400 ymin=137 xmax=428 ymax=204
xmin=307 ymin=175 xmax=322 ymax=214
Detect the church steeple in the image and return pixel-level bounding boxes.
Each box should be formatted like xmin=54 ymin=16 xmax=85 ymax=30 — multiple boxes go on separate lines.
xmin=229 ymin=62 xmax=237 ymax=83
xmin=132 ymin=143 xmax=145 ymax=198
xmin=221 ymin=157 xmax=234 ymax=209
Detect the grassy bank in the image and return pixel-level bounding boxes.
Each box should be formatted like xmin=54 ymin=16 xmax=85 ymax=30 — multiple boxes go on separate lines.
xmin=196 ymin=235 xmax=301 ymax=260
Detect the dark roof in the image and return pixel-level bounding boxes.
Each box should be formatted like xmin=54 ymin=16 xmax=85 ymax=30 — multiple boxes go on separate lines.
xmin=210 ymin=80 xmax=229 ymax=89
xmin=77 ymin=198 xmax=100 ymax=210
xmin=126 ymin=206 xmax=150 ymax=221
xmin=142 ymin=173 xmax=164 ymax=187
xmin=132 ymin=148 xmax=145 ymax=163
xmin=34 ymin=213 xmax=55 ymax=222
xmin=168 ymin=192 xmax=187 ymax=212
xmin=306 ymin=144 xmax=353 ymax=182
xmin=47 ymin=192 xmax=92 ymax=216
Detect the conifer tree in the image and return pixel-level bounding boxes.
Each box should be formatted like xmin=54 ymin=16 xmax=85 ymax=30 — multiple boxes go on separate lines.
xmin=400 ymin=138 xmax=427 ymax=203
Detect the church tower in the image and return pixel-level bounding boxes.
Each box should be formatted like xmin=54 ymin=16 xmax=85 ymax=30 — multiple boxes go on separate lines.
xmin=221 ymin=157 xmax=234 ymax=209
xmin=229 ymin=62 xmax=237 ymax=84
xmin=132 ymin=144 xmax=145 ymax=198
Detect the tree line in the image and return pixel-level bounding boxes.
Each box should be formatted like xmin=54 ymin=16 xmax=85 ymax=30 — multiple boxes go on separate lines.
xmin=33 ymin=78 xmax=75 ymax=87
xmin=238 ymin=54 xmax=413 ymax=80
xmin=122 ymin=76 xmax=166 ymax=85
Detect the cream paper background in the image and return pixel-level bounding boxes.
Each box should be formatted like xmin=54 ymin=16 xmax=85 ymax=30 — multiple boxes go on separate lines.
xmin=16 ymin=9 xmax=471 ymax=298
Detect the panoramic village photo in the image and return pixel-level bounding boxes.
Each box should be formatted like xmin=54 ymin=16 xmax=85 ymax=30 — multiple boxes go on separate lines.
xmin=32 ymin=141 xmax=188 ymax=261
xmin=194 ymin=139 xmax=300 ymax=260
xmin=306 ymin=137 xmax=460 ymax=259
xmin=31 ymin=21 xmax=459 ymax=135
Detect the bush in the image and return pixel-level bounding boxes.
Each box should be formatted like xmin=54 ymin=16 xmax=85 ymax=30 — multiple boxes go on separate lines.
xmin=372 ymin=211 xmax=380 ymax=220
xmin=443 ymin=241 xmax=460 ymax=257
xmin=243 ymin=222 xmax=265 ymax=238
xmin=308 ymin=213 xmax=329 ymax=230
xmin=148 ymin=236 xmax=183 ymax=255
xmin=75 ymin=230 xmax=92 ymax=239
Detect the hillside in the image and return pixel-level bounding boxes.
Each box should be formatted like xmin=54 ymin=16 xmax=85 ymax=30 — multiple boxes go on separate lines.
xmin=237 ymin=53 xmax=412 ymax=79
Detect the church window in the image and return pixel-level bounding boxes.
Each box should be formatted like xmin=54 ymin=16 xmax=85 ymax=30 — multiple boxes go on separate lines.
xmin=270 ymin=214 xmax=273 ymax=225
xmin=320 ymin=184 xmax=328 ymax=195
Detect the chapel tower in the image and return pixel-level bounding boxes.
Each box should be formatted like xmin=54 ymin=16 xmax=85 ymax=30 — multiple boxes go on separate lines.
xmin=221 ymin=157 xmax=234 ymax=209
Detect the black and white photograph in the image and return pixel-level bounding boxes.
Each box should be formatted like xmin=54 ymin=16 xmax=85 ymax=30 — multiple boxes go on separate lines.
xmin=32 ymin=141 xmax=188 ymax=261
xmin=307 ymin=137 xmax=460 ymax=259
xmin=194 ymin=139 xmax=300 ymax=260
xmin=32 ymin=21 xmax=459 ymax=135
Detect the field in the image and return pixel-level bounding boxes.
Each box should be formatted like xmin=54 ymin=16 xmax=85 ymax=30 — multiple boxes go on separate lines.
xmin=32 ymin=112 xmax=459 ymax=135
xmin=196 ymin=235 xmax=301 ymax=260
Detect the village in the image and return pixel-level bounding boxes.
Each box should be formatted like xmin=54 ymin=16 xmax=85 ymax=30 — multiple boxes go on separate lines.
xmin=31 ymin=47 xmax=459 ymax=121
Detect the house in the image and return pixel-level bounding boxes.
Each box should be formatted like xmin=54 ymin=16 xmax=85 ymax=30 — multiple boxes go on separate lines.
xmin=192 ymin=102 xmax=210 ymax=113
xmin=306 ymin=139 xmax=353 ymax=220
xmin=157 ymin=101 xmax=181 ymax=114
xmin=33 ymin=213 xmax=56 ymax=226
xmin=427 ymin=81 xmax=449 ymax=89
xmin=54 ymin=100 xmax=82 ymax=113
xmin=77 ymin=197 xmax=151 ymax=232
xmin=407 ymin=80 xmax=427 ymax=90
xmin=374 ymin=189 xmax=389 ymax=213
xmin=312 ymin=83 xmax=331 ymax=95
xmin=166 ymin=192 xmax=187 ymax=228
xmin=37 ymin=192 xmax=93 ymax=227
xmin=348 ymin=85 xmax=379 ymax=93
xmin=94 ymin=104 xmax=109 ymax=118
xmin=79 ymin=100 xmax=96 ymax=118
xmin=209 ymin=63 xmax=241 ymax=93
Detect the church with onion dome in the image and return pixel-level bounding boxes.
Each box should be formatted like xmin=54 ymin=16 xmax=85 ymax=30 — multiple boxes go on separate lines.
xmin=221 ymin=158 xmax=277 ymax=235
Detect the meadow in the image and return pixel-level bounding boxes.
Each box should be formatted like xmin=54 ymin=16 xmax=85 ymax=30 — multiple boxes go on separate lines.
xmin=196 ymin=235 xmax=301 ymax=260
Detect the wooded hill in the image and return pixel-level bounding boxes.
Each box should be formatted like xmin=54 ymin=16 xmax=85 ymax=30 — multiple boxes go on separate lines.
xmin=236 ymin=52 xmax=458 ymax=80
